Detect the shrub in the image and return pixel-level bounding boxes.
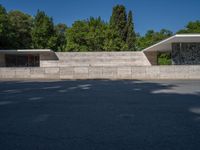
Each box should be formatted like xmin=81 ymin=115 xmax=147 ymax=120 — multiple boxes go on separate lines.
xmin=158 ymin=53 xmax=172 ymax=65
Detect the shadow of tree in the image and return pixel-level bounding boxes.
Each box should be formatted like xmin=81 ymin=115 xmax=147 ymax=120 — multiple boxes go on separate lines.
xmin=0 ymin=79 xmax=200 ymax=150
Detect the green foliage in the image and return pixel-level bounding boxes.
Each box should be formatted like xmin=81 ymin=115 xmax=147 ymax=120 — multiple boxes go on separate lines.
xmin=103 ymin=27 xmax=127 ymax=51
xmin=158 ymin=53 xmax=172 ymax=65
xmin=31 ymin=10 xmax=55 ymax=49
xmin=1 ymin=4 xmax=200 ymax=51
xmin=177 ymin=21 xmax=200 ymax=34
xmin=110 ymin=5 xmax=127 ymax=41
xmin=8 ymin=10 xmax=33 ymax=49
xmin=66 ymin=20 xmax=89 ymax=51
xmin=87 ymin=17 xmax=107 ymax=51
xmin=66 ymin=17 xmax=107 ymax=51
xmin=106 ymin=5 xmax=136 ymax=51
xmin=126 ymin=11 xmax=136 ymax=51
xmin=54 ymin=23 xmax=67 ymax=51
xmin=136 ymin=29 xmax=173 ymax=51
xmin=0 ymin=5 xmax=11 ymax=49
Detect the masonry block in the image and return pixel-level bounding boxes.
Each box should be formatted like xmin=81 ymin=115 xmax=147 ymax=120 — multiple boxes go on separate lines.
xmin=102 ymin=67 xmax=117 ymax=79
xmin=60 ymin=67 xmax=74 ymax=79
xmin=89 ymin=67 xmax=103 ymax=79
xmin=117 ymin=67 xmax=132 ymax=79
xmin=0 ymin=68 xmax=15 ymax=78
xmin=188 ymin=66 xmax=200 ymax=79
xmin=40 ymin=61 xmax=58 ymax=67
xmin=145 ymin=66 xmax=160 ymax=79
xmin=173 ymin=66 xmax=189 ymax=79
xmin=15 ymin=68 xmax=31 ymax=78
xmin=132 ymin=67 xmax=146 ymax=79
xmin=44 ymin=67 xmax=60 ymax=79
xmin=74 ymin=67 xmax=89 ymax=79
xmin=30 ymin=68 xmax=45 ymax=79
xmin=159 ymin=66 xmax=175 ymax=79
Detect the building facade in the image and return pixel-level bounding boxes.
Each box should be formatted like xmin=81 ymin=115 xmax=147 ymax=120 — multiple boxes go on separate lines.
xmin=0 ymin=34 xmax=200 ymax=68
xmin=143 ymin=34 xmax=200 ymax=65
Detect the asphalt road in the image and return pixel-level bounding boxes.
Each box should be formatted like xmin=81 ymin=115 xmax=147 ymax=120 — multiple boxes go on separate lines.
xmin=0 ymin=79 xmax=200 ymax=150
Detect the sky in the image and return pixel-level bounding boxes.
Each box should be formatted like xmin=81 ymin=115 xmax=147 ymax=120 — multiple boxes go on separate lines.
xmin=0 ymin=0 xmax=200 ymax=35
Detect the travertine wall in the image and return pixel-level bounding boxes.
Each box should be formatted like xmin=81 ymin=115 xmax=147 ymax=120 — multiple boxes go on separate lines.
xmin=40 ymin=52 xmax=151 ymax=67
xmin=1 ymin=52 xmax=200 ymax=80
xmin=0 ymin=66 xmax=200 ymax=79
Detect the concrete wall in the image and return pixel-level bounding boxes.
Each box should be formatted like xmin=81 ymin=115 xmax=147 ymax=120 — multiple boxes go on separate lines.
xmin=0 ymin=66 xmax=200 ymax=79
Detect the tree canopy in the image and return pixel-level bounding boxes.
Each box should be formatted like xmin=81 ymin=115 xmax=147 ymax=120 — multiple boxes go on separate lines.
xmin=177 ymin=21 xmax=200 ymax=34
xmin=31 ymin=10 xmax=55 ymax=49
xmin=8 ymin=10 xmax=33 ymax=49
xmin=0 ymin=5 xmax=11 ymax=49
xmin=136 ymin=29 xmax=173 ymax=50
xmin=0 ymin=4 xmax=200 ymax=51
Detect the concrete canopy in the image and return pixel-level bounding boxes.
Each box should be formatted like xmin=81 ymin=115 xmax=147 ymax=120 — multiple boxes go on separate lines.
xmin=0 ymin=49 xmax=52 ymax=54
xmin=142 ymin=34 xmax=200 ymax=52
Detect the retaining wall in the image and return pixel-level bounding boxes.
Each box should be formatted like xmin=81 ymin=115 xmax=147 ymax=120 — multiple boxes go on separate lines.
xmin=0 ymin=66 xmax=200 ymax=80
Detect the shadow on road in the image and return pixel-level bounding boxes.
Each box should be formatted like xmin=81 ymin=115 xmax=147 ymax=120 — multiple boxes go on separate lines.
xmin=0 ymin=79 xmax=200 ymax=150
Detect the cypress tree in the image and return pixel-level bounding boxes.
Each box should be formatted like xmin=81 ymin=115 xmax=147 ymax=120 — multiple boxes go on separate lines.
xmin=0 ymin=5 xmax=11 ymax=49
xmin=126 ymin=11 xmax=136 ymax=51
xmin=110 ymin=5 xmax=127 ymax=41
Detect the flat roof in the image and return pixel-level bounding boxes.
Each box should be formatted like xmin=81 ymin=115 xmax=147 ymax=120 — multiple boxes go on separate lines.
xmin=0 ymin=49 xmax=52 ymax=53
xmin=143 ymin=34 xmax=200 ymax=52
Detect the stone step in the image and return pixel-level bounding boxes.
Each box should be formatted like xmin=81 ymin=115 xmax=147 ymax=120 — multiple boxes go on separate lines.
xmin=59 ymin=58 xmax=145 ymax=63
xmin=57 ymin=56 xmax=147 ymax=60
xmin=40 ymin=61 xmax=150 ymax=67
xmin=56 ymin=52 xmax=145 ymax=58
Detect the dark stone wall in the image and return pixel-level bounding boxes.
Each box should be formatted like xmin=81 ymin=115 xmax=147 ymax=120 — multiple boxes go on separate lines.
xmin=172 ymin=43 xmax=200 ymax=65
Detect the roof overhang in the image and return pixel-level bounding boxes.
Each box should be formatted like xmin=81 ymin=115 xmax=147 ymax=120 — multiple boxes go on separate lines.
xmin=0 ymin=49 xmax=53 ymax=54
xmin=143 ymin=34 xmax=200 ymax=52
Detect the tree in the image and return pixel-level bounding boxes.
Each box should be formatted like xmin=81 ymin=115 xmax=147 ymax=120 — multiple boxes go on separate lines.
xmin=126 ymin=11 xmax=136 ymax=51
xmin=66 ymin=20 xmax=89 ymax=51
xmin=66 ymin=17 xmax=107 ymax=51
xmin=136 ymin=29 xmax=173 ymax=50
xmin=0 ymin=5 xmax=11 ymax=49
xmin=31 ymin=10 xmax=55 ymax=49
xmin=110 ymin=5 xmax=127 ymax=41
xmin=177 ymin=21 xmax=200 ymax=34
xmin=54 ymin=23 xmax=67 ymax=51
xmin=105 ymin=5 xmax=128 ymax=51
xmin=103 ymin=26 xmax=127 ymax=51
xmin=8 ymin=10 xmax=33 ymax=49
xmin=86 ymin=17 xmax=107 ymax=51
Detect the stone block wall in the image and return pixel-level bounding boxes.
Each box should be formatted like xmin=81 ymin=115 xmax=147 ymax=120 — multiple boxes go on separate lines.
xmin=0 ymin=66 xmax=200 ymax=80
xmin=40 ymin=52 xmax=151 ymax=67
xmin=1 ymin=51 xmax=200 ymax=80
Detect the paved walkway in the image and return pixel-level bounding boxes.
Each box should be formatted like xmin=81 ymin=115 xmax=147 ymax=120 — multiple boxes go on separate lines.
xmin=0 ymin=80 xmax=200 ymax=150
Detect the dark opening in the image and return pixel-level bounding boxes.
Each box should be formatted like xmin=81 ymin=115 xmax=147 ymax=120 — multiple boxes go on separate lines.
xmin=5 ymin=54 xmax=40 ymax=67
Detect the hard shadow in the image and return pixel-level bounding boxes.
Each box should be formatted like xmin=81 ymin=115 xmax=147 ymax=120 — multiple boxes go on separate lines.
xmin=0 ymin=79 xmax=200 ymax=150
